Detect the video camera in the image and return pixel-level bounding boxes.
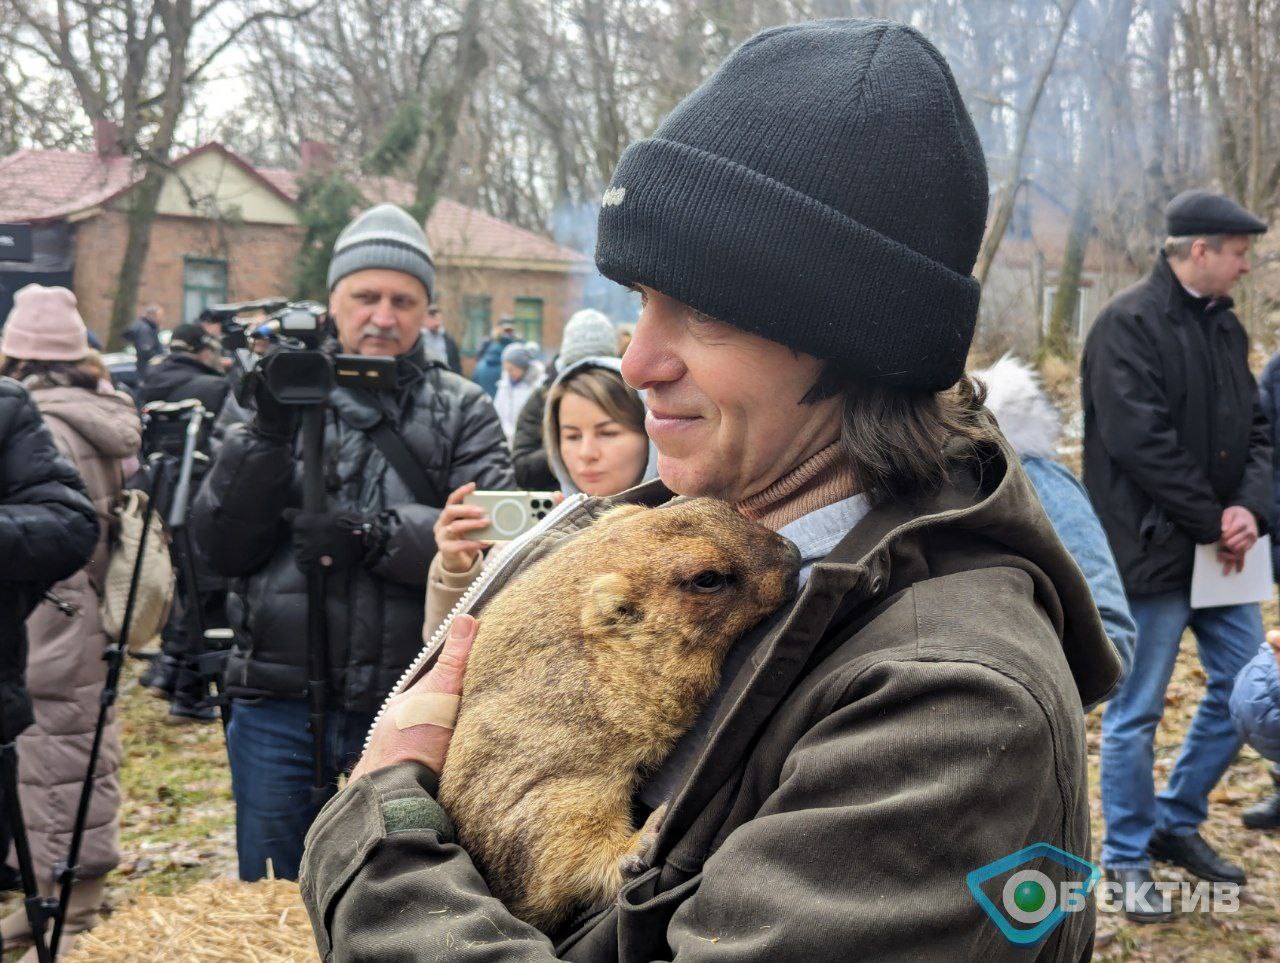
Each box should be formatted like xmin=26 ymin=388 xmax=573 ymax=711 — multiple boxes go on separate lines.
xmin=209 ymin=299 xmax=396 ymax=406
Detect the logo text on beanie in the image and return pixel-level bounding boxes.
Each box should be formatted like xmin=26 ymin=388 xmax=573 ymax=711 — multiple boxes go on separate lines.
xmin=602 ymin=187 xmax=626 ymax=208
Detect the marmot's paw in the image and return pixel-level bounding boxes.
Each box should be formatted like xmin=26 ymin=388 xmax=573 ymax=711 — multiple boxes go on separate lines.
xmin=619 ymin=801 xmax=668 ymax=880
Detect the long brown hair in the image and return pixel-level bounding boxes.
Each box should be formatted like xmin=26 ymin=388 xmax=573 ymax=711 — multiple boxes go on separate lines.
xmin=805 ymin=366 xmax=995 ymax=504
xmin=0 ymin=355 xmax=102 ymax=391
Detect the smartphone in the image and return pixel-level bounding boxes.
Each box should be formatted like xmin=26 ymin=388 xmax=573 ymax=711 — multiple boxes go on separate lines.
xmin=461 ymin=491 xmax=560 ymax=542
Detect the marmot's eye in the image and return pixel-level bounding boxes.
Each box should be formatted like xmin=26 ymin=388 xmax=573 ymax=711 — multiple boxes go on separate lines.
xmin=689 ymin=570 xmax=730 ymax=594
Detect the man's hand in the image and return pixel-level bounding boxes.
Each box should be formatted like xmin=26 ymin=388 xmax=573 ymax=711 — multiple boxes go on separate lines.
xmin=1219 ymin=506 xmax=1259 ymax=574
xmin=350 ymin=614 xmax=477 ymax=781
xmin=285 ymin=509 xmax=374 ymax=572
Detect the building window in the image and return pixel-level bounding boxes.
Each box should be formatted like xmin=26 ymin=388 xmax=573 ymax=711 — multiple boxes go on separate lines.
xmin=183 ymin=257 xmax=227 ymax=323
xmin=513 ymin=297 xmax=543 ymax=346
xmin=462 ymin=294 xmax=492 ymax=354
xmin=1042 ymin=282 xmax=1089 ymax=341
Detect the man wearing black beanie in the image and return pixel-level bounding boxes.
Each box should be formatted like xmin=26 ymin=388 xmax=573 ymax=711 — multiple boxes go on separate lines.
xmin=303 ymin=21 xmax=1119 ymax=960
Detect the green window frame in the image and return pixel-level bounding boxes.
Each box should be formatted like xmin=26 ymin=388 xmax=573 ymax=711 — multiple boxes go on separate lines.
xmin=513 ymin=297 xmax=543 ymax=346
xmin=462 ymin=294 xmax=492 ymax=354
xmin=183 ymin=256 xmax=228 ymax=323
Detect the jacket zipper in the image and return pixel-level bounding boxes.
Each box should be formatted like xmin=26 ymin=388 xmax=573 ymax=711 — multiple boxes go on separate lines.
xmin=364 ymin=492 xmax=589 ymax=751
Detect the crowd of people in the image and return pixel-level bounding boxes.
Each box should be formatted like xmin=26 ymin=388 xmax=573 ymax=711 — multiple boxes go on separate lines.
xmin=1 ymin=16 xmax=1280 ymax=961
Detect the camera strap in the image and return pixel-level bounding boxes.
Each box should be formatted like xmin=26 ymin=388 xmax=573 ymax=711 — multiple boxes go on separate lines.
xmin=368 ymin=421 xmax=444 ymax=508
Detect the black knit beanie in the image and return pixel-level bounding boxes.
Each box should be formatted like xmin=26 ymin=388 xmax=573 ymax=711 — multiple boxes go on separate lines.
xmin=595 ymin=19 xmax=988 ymax=391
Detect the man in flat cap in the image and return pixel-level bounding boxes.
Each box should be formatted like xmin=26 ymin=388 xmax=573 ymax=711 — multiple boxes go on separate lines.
xmin=1083 ymin=190 xmax=1270 ymax=922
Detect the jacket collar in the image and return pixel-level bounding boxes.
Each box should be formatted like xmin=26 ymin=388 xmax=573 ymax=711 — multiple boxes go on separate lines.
xmin=167 ymin=352 xmax=222 ymax=377
xmin=1153 ymin=252 xmax=1234 ymax=320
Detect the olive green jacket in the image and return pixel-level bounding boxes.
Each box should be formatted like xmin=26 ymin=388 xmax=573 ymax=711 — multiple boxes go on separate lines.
xmin=300 ymin=440 xmax=1121 ymax=961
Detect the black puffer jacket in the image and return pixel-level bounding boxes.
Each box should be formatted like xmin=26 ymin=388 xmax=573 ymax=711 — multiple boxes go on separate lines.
xmin=1082 ymin=254 xmax=1272 ymax=595
xmin=137 ymin=352 xmax=229 ymax=416
xmin=191 ymin=342 xmax=514 ymax=711
xmin=0 ymin=377 xmax=98 ymax=739
xmin=511 ymin=382 xmax=558 ymax=490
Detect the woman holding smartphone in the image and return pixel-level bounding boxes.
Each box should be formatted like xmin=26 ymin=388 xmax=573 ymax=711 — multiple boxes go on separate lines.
xmin=425 ymin=357 xmax=657 ymax=635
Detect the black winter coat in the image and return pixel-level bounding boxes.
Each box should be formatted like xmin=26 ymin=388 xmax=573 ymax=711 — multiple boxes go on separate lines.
xmin=1081 ymin=254 xmax=1272 ymax=596
xmin=191 ymin=343 xmax=514 ymax=711
xmin=1257 ymin=351 xmax=1280 ymax=580
xmin=137 ymin=352 xmax=229 ymax=417
xmin=511 ymin=382 xmax=558 ymax=490
xmin=0 ymin=378 xmax=98 ymax=739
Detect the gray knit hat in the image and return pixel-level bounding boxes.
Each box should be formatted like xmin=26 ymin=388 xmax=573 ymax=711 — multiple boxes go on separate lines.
xmin=558 ymin=309 xmax=617 ymax=369
xmin=327 ymin=203 xmax=435 ymax=299
xmin=501 ymin=342 xmax=536 ymax=370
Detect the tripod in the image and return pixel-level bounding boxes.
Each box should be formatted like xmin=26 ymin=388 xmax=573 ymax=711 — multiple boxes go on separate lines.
xmin=0 ymin=590 xmax=63 ymax=963
xmin=48 ymin=400 xmax=224 ymax=958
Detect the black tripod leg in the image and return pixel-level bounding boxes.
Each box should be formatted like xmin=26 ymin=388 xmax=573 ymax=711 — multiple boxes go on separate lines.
xmin=301 ymin=406 xmax=331 ymax=807
xmin=1 ymin=740 xmax=54 ymax=963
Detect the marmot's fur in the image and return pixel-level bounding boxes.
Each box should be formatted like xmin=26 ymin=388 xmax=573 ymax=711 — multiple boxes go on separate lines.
xmin=438 ymin=498 xmax=800 ymax=931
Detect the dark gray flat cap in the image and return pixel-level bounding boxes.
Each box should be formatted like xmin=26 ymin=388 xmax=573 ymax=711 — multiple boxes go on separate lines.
xmin=1165 ymin=189 xmax=1267 ymax=237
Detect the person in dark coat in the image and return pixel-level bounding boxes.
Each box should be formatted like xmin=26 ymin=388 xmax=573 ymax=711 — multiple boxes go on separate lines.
xmin=301 ymin=23 xmax=1120 ymax=962
xmin=421 ymin=305 xmax=462 ymax=374
xmin=511 ymin=309 xmax=618 ymax=490
xmin=1083 ymin=188 xmax=1269 ymax=921
xmin=0 ymin=374 xmax=98 ymax=895
xmin=122 ymin=304 xmax=165 ymax=379
xmin=136 ymin=323 xmax=232 ymax=723
xmin=191 ymin=203 xmax=514 ymax=883
xmin=470 ymin=321 xmax=517 ymax=398
xmin=1245 ymin=349 xmax=1280 ymax=829
xmin=136 ymin=323 xmax=229 ymax=416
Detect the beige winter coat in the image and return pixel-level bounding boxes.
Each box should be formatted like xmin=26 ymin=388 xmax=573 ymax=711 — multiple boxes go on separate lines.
xmin=17 ymin=383 xmax=141 ymax=880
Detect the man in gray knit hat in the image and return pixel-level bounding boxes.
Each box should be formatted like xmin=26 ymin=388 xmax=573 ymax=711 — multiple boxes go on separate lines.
xmin=192 ymin=203 xmax=513 ymax=884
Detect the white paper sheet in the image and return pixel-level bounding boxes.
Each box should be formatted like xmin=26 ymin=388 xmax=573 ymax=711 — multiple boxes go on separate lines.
xmin=1190 ymin=535 xmax=1274 ymax=609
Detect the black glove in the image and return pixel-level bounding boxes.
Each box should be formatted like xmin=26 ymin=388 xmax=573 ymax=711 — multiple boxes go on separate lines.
xmin=239 ymin=364 xmax=298 ymax=439
xmin=284 ymin=509 xmax=379 ymax=573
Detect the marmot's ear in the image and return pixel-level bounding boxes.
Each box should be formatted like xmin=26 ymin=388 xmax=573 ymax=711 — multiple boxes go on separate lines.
xmin=586 ymin=572 xmax=640 ymax=623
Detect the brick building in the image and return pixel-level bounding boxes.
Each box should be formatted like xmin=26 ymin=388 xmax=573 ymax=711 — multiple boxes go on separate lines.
xmin=0 ymin=129 xmax=593 ymax=357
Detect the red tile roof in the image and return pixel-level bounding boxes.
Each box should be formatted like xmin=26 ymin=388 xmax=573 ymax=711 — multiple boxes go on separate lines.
xmin=0 ymin=149 xmax=137 ymax=221
xmin=260 ymin=167 xmax=588 ymax=266
xmin=0 ymin=142 xmax=590 ymax=267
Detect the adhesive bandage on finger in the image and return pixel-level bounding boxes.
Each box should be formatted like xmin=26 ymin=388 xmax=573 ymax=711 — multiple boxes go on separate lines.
xmin=393 ymin=692 xmax=461 ymax=731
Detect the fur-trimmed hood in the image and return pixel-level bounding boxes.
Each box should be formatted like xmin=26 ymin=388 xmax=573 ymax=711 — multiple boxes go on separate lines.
xmin=972 ymin=355 xmax=1061 ymax=460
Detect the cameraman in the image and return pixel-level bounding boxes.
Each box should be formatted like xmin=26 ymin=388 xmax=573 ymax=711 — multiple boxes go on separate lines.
xmin=137 ymin=324 xmax=232 ymax=723
xmin=191 ymin=204 xmax=513 ymax=882
xmin=137 ymin=323 xmax=229 ymax=416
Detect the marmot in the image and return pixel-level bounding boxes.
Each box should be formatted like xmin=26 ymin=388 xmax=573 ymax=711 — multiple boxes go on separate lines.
xmin=438 ymin=498 xmax=801 ymax=932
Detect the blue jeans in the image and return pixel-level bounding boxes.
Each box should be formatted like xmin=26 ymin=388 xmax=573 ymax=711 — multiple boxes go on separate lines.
xmin=1100 ymin=591 xmax=1260 ymax=868
xmin=227 ymin=698 xmax=373 ymax=881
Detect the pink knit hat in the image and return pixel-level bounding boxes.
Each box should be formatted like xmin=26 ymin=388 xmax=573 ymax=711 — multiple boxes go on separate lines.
xmin=1 ymin=284 xmax=90 ymax=361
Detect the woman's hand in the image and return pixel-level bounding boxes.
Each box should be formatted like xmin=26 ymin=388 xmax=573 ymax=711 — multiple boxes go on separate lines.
xmin=349 ymin=615 xmax=478 ymax=782
xmin=434 ymin=483 xmax=492 ymax=573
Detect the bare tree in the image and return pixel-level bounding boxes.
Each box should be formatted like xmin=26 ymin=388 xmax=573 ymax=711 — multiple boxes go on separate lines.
xmin=4 ymin=0 xmax=313 ymax=346
xmin=974 ymin=0 xmax=1081 ymax=288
